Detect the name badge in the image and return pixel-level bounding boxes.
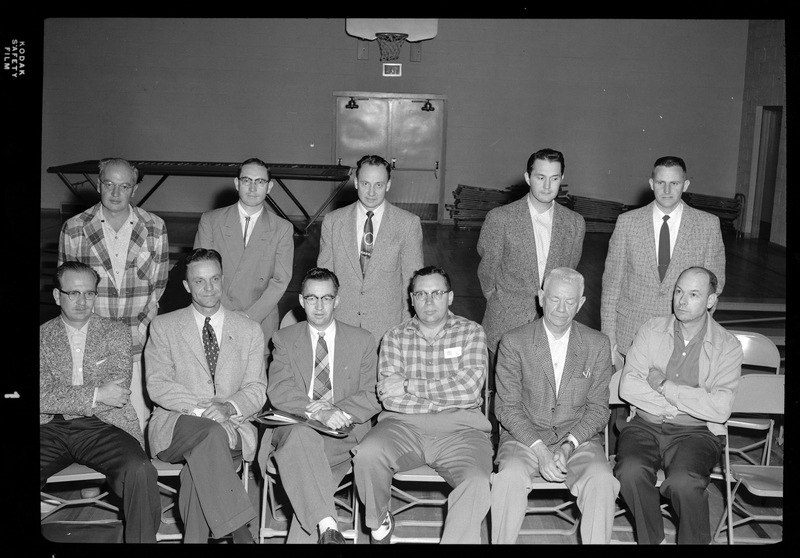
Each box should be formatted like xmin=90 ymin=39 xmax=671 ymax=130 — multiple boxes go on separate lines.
xmin=444 ymin=347 xmax=462 ymax=359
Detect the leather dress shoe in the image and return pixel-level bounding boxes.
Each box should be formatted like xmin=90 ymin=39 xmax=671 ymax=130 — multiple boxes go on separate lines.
xmin=370 ymin=511 xmax=394 ymax=544
xmin=318 ymin=528 xmax=346 ymax=544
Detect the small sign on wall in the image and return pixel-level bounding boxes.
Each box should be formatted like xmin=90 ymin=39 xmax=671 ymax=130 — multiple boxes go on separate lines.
xmin=382 ymin=63 xmax=402 ymax=77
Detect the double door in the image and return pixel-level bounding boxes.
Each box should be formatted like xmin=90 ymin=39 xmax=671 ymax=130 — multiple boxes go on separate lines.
xmin=334 ymin=91 xmax=447 ymax=221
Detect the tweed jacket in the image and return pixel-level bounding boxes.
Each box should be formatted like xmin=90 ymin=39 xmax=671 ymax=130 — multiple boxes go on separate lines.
xmin=600 ymin=202 xmax=726 ymax=355
xmin=318 ymin=201 xmax=424 ymax=343
xmin=256 ymin=319 xmax=380 ymax=474
xmin=145 ymin=306 xmax=267 ymax=462
xmin=620 ymin=314 xmax=742 ymax=436
xmin=477 ymin=197 xmax=585 ymax=351
xmin=495 ymin=319 xmax=612 ymax=450
xmin=58 ymin=203 xmax=169 ymax=360
xmin=194 ymin=203 xmax=294 ymax=350
xmin=40 ymin=314 xmax=143 ymax=447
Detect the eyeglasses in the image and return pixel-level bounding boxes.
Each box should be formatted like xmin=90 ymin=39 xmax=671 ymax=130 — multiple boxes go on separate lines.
xmin=239 ymin=177 xmax=269 ymax=187
xmin=302 ymin=294 xmax=336 ymax=305
xmin=100 ymin=181 xmax=133 ymax=192
xmin=357 ymin=181 xmax=387 ymax=190
xmin=58 ymin=289 xmax=98 ymax=301
xmin=411 ymin=290 xmax=450 ymax=302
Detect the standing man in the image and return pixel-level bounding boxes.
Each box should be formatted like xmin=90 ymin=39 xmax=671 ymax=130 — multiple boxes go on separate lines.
xmin=59 ymin=157 xmax=169 ymax=433
xmin=614 ymin=267 xmax=742 ymax=544
xmin=491 ymin=267 xmax=618 ymax=544
xmin=194 ymin=157 xmax=294 ymax=352
xmin=477 ymin=148 xmax=585 ymax=380
xmin=352 ymin=266 xmax=493 ymax=544
xmin=145 ymin=248 xmax=266 ymax=544
xmin=318 ymin=154 xmax=423 ymax=343
xmin=40 ymin=262 xmax=161 ymax=543
xmin=257 ymin=267 xmax=380 ymax=543
xmin=601 ymin=156 xmax=726 ymax=369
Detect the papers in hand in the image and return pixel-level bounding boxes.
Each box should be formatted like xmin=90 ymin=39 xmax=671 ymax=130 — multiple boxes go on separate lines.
xmin=254 ymin=409 xmax=352 ymax=438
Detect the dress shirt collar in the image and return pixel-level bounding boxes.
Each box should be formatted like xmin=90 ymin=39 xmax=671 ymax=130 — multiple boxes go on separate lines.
xmin=100 ymin=204 xmax=135 ymax=224
xmin=542 ymin=320 xmax=572 ymax=345
xmin=237 ymin=201 xmax=264 ymax=221
xmin=357 ymin=200 xmax=386 ymax=220
xmin=308 ymin=320 xmax=337 ymax=341
xmin=527 ymin=194 xmax=555 ymax=219
xmin=191 ymin=305 xmax=225 ymax=339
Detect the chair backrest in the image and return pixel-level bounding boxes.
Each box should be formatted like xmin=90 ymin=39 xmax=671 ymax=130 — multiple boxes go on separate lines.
xmin=279 ymin=306 xmax=305 ymax=329
xmin=608 ymin=369 xmax=624 ymax=406
xmin=730 ymin=373 xmax=784 ymax=416
xmin=730 ymin=330 xmax=781 ymax=373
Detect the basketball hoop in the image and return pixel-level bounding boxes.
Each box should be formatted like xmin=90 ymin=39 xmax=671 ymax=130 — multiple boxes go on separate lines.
xmin=376 ymin=32 xmax=408 ymax=61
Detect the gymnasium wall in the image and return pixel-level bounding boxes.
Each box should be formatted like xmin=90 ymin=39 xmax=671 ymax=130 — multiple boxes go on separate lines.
xmin=42 ymin=19 xmax=750 ymax=222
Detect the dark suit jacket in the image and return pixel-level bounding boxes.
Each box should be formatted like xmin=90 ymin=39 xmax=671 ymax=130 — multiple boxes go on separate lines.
xmin=318 ymin=201 xmax=423 ymax=343
xmin=194 ymin=203 xmax=294 ymax=349
xmin=600 ymin=202 xmax=726 ymax=354
xmin=40 ymin=315 xmax=142 ymax=446
xmin=495 ymin=319 xmax=612 ymax=450
xmin=257 ymin=319 xmax=380 ymax=474
xmin=477 ymin=197 xmax=585 ymax=351
xmin=145 ymin=306 xmax=267 ymax=462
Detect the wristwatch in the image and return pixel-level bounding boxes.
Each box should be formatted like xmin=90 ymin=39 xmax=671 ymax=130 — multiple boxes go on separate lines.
xmin=564 ymin=439 xmax=577 ymax=452
xmin=403 ymin=378 xmax=410 ymax=393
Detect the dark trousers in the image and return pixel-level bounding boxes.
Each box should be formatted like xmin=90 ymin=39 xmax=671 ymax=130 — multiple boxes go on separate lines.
xmin=40 ymin=416 xmax=160 ymax=543
xmin=614 ymin=414 xmax=724 ymax=544
xmin=157 ymin=415 xmax=256 ymax=543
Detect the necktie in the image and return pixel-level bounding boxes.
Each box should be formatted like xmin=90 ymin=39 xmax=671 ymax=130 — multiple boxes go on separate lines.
xmin=243 ymin=216 xmax=251 ymax=248
xmin=202 ymin=317 xmax=219 ymax=381
xmin=360 ymin=211 xmax=374 ymax=277
xmin=658 ymin=215 xmax=671 ymax=282
xmin=313 ymin=332 xmax=332 ymax=402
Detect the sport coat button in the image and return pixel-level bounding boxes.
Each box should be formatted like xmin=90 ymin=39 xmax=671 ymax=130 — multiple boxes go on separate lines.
xmin=207 ymin=380 xmax=212 ymax=384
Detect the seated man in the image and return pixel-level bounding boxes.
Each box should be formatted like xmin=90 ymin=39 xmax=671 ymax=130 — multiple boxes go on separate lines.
xmin=352 ymin=266 xmax=493 ymax=544
xmin=145 ymin=248 xmax=267 ymax=544
xmin=40 ymin=261 xmax=160 ymax=543
xmin=491 ymin=267 xmax=618 ymax=544
xmin=614 ymin=266 xmax=743 ymax=544
xmin=257 ymin=267 xmax=380 ymax=544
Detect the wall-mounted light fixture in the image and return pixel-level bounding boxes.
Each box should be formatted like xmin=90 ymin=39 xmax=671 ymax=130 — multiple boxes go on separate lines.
xmin=421 ymin=99 xmax=435 ymax=112
xmin=345 ymin=97 xmax=359 ymax=109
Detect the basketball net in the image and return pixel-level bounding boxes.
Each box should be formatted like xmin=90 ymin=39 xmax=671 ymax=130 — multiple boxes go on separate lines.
xmin=376 ymin=32 xmax=408 ymax=61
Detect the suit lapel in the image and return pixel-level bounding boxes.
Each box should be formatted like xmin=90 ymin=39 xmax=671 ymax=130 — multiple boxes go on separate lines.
xmin=125 ymin=209 xmax=148 ymax=275
xmin=216 ymin=309 xmax=237 ymax=380
xmin=513 ymin=199 xmax=540 ymax=288
xmin=544 ymin=204 xmax=567 ymax=287
xmin=533 ymin=321 xmax=557 ymax=395
xmin=339 ymin=203 xmax=362 ymax=279
xmin=82 ymin=207 xmax=115 ymax=287
xmin=559 ymin=324 xmax=583 ymax=397
xmin=332 ymin=322 xmax=350 ymax=402
xmin=292 ymin=323 xmax=314 ymax=396
xmin=639 ymin=203 xmax=661 ymax=286
xmin=665 ymin=203 xmax=694 ymax=285
xmin=180 ymin=308 xmax=211 ymax=378
xmin=366 ymin=202 xmax=394 ymax=282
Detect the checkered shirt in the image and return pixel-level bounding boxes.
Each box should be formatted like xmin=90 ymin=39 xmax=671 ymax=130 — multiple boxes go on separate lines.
xmin=58 ymin=203 xmax=169 ymax=360
xmin=379 ymin=312 xmax=487 ymax=414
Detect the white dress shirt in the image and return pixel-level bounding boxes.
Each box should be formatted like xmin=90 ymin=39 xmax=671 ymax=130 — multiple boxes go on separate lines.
xmin=651 ymin=201 xmax=684 ymax=258
xmin=527 ymin=196 xmax=554 ymax=288
xmin=100 ymin=205 xmax=135 ymax=289
xmin=62 ymin=318 xmax=98 ymax=406
xmin=356 ymin=201 xmax=386 ymax=251
xmin=237 ymin=201 xmax=264 ymax=247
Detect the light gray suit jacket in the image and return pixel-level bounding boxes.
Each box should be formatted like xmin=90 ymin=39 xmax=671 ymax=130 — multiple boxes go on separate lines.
xmin=600 ymin=202 xmax=726 ymax=355
xmin=145 ymin=306 xmax=267 ymax=462
xmin=495 ymin=319 xmax=612 ymax=450
xmin=477 ymin=197 xmax=585 ymax=351
xmin=194 ymin=203 xmax=294 ymax=350
xmin=256 ymin=319 xmax=380 ymax=474
xmin=318 ymin=201 xmax=424 ymax=343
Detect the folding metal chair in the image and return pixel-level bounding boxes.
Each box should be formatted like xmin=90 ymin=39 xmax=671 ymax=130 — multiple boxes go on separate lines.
xmin=371 ymin=374 xmax=491 ymax=543
xmin=258 ymin=456 xmax=358 ymax=543
xmin=726 ymin=331 xmax=781 ymax=466
xmin=714 ymin=374 xmax=784 ymax=544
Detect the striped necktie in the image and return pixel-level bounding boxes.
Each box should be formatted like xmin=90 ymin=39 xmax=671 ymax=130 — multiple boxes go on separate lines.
xmin=313 ymin=332 xmax=332 ymax=402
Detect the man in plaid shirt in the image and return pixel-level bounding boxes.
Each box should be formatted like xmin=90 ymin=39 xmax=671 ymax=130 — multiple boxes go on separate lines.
xmin=352 ymin=266 xmax=493 ymax=544
xmin=58 ymin=158 xmax=169 ymax=434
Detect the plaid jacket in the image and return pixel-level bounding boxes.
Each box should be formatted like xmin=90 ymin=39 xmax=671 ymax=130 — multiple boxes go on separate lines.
xmin=378 ymin=312 xmax=487 ymax=415
xmin=58 ymin=203 xmax=169 ymax=360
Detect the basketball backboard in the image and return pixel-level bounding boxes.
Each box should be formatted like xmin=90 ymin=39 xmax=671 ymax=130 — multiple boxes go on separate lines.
xmin=345 ymin=18 xmax=438 ymax=42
